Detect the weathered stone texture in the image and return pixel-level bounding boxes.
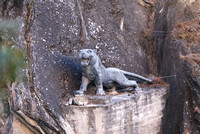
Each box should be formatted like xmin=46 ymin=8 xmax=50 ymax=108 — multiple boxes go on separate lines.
xmin=65 ymin=87 xmax=169 ymax=134
xmin=1 ymin=0 xmax=199 ymax=133
xmin=0 ymin=0 xmax=156 ymax=133
xmin=153 ymin=0 xmax=200 ymax=133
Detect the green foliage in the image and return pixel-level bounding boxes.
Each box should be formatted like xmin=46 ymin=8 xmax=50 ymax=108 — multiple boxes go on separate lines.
xmin=0 ymin=46 xmax=25 ymax=87
xmin=0 ymin=19 xmax=25 ymax=89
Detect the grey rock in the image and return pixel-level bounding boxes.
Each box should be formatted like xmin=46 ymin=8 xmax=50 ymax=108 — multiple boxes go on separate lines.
xmin=1 ymin=0 xmax=199 ymax=133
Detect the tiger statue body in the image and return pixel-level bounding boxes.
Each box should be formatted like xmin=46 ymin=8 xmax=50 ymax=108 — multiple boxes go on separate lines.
xmin=76 ymin=49 xmax=153 ymax=95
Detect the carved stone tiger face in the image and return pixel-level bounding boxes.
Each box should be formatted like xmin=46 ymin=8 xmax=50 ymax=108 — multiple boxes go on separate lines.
xmin=79 ymin=49 xmax=98 ymax=66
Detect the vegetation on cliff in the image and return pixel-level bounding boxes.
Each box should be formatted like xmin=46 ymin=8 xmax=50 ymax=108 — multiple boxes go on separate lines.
xmin=0 ymin=19 xmax=25 ymax=89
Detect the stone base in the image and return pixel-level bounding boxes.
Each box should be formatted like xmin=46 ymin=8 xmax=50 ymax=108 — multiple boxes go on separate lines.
xmin=63 ymin=86 xmax=169 ymax=134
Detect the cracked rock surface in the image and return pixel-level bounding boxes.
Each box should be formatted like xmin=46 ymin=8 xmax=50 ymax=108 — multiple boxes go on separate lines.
xmin=0 ymin=0 xmax=200 ymax=133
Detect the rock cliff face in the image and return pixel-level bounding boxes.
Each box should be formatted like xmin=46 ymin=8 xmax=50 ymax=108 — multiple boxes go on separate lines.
xmin=0 ymin=0 xmax=199 ymax=133
xmin=153 ymin=0 xmax=200 ymax=133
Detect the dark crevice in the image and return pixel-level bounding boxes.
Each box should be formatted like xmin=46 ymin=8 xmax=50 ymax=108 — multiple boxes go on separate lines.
xmin=153 ymin=1 xmax=186 ymax=133
xmin=76 ymin=0 xmax=90 ymax=42
xmin=24 ymin=2 xmax=34 ymax=94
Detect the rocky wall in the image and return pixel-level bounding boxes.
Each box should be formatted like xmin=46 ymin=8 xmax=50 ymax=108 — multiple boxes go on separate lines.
xmin=0 ymin=0 xmax=199 ymax=133
xmin=153 ymin=0 xmax=200 ymax=133
xmin=0 ymin=0 xmax=155 ymax=133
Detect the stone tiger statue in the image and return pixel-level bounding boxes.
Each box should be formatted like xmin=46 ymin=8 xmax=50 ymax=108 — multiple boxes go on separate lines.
xmin=76 ymin=49 xmax=154 ymax=95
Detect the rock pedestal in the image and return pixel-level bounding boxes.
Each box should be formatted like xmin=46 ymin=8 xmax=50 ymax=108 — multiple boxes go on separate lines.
xmin=64 ymin=86 xmax=169 ymax=134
